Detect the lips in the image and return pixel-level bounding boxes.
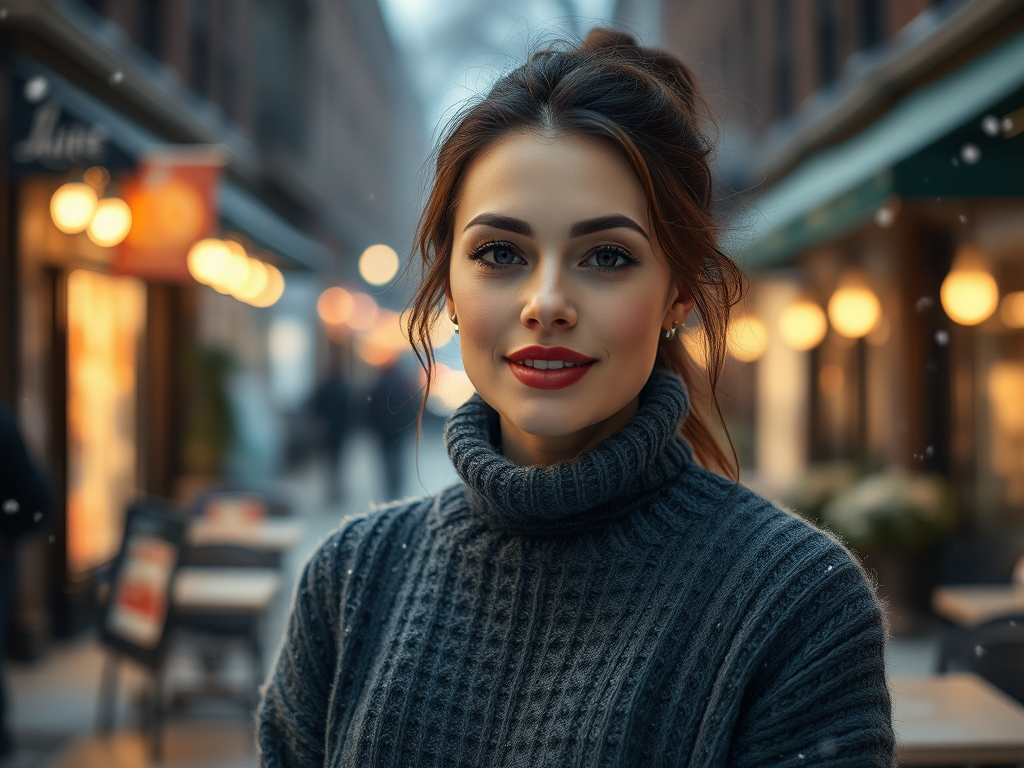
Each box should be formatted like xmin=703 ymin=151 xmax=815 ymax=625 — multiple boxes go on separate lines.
xmin=504 ymin=346 xmax=597 ymax=390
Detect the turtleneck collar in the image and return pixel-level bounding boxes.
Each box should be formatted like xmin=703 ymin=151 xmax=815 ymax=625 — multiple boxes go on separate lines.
xmin=443 ymin=368 xmax=693 ymax=536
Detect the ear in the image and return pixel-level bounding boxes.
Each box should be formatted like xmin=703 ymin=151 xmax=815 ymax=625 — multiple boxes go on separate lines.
xmin=663 ymin=283 xmax=695 ymax=331
xmin=443 ymin=283 xmax=456 ymax=321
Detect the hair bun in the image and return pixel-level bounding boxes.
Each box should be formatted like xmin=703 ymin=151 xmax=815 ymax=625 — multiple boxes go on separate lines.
xmin=580 ymin=27 xmax=639 ymax=53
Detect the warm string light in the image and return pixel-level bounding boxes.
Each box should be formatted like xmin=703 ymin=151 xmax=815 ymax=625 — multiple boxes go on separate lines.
xmin=50 ymin=172 xmax=132 ymax=246
xmin=186 ymin=238 xmax=284 ymax=308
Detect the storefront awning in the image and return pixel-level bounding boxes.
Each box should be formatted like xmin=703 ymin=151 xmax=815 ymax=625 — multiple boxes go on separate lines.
xmin=9 ymin=56 xmax=329 ymax=272
xmin=735 ymin=25 xmax=1024 ymax=270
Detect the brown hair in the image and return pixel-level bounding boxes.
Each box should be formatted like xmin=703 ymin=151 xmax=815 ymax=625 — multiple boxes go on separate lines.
xmin=404 ymin=28 xmax=746 ymax=479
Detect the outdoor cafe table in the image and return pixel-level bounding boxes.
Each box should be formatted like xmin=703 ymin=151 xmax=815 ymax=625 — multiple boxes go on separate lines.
xmin=890 ymin=674 xmax=1024 ymax=765
xmin=186 ymin=516 xmax=306 ymax=552
xmin=931 ymin=584 xmax=1024 ymax=626
xmin=172 ymin=567 xmax=281 ymax=614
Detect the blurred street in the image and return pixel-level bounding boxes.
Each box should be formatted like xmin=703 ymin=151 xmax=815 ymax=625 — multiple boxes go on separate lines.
xmin=1 ymin=0 xmax=1024 ymax=765
xmin=3 ymin=419 xmax=456 ymax=768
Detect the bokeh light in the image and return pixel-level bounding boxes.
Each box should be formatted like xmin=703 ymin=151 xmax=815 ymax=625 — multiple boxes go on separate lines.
xmin=941 ymin=267 xmax=999 ymax=326
xmin=681 ymin=326 xmax=709 ymax=369
xmin=212 ymin=240 xmax=251 ymax=295
xmin=317 ymin=287 xmax=355 ymax=325
xmin=233 ymin=258 xmax=269 ymax=303
xmin=779 ymin=300 xmax=828 ymax=351
xmin=347 ymin=292 xmax=379 ymax=330
xmin=727 ymin=314 xmax=768 ymax=362
xmin=50 ymin=182 xmax=98 ymax=234
xmin=248 ymin=263 xmax=285 ymax=308
xmin=187 ymin=239 xmax=232 ymax=285
xmin=85 ymin=197 xmax=132 ymax=247
xmin=828 ymin=281 xmax=881 ymax=339
xmin=999 ymin=291 xmax=1024 ymax=328
xmin=358 ymin=244 xmax=400 ymax=285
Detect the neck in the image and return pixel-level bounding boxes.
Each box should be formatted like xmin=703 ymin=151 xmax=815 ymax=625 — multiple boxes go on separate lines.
xmin=498 ymin=395 xmax=641 ymax=467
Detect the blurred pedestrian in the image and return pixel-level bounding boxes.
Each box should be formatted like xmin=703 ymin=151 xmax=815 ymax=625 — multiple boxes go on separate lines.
xmin=0 ymin=404 xmax=52 ymax=760
xmin=366 ymin=359 xmax=415 ymax=501
xmin=259 ymin=29 xmax=894 ymax=767
xmin=310 ymin=347 xmax=351 ymax=504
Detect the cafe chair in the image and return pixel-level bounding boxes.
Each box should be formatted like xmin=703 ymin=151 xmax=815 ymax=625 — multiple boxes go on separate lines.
xmin=168 ymin=544 xmax=275 ymax=713
xmin=96 ymin=498 xmax=188 ymax=764
xmin=936 ymin=613 xmax=1024 ymax=705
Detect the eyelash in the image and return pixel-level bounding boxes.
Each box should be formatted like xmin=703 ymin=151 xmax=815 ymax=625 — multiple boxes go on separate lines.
xmin=467 ymin=241 xmax=639 ymax=273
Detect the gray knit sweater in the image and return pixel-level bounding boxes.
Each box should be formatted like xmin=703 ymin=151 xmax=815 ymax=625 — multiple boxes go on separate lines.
xmin=258 ymin=369 xmax=895 ymax=767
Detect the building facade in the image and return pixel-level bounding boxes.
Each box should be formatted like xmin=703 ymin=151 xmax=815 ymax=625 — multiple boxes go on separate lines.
xmin=0 ymin=0 xmax=421 ymax=653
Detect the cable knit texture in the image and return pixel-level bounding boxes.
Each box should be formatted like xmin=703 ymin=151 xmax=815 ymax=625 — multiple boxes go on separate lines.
xmin=258 ymin=369 xmax=895 ymax=768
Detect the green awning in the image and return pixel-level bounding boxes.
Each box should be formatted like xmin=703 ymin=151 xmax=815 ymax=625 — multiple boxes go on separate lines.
xmin=735 ymin=25 xmax=1024 ymax=270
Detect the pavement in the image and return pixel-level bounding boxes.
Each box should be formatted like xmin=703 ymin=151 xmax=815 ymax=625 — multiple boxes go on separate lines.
xmin=1 ymin=417 xmax=946 ymax=768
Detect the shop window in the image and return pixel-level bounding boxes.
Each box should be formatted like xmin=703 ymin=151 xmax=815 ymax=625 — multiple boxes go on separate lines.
xmin=66 ymin=270 xmax=146 ymax=578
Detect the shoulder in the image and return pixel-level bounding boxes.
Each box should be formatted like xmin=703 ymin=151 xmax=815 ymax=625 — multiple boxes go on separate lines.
xmin=667 ymin=464 xmax=883 ymax=622
xmin=298 ymin=495 xmax=436 ymax=599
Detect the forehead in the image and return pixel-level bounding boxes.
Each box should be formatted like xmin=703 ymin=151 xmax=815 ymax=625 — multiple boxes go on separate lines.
xmin=455 ymin=131 xmax=650 ymax=227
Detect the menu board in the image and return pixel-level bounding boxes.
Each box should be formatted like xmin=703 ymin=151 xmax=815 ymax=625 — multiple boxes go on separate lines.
xmin=105 ymin=534 xmax=175 ymax=649
xmin=99 ymin=500 xmax=185 ymax=668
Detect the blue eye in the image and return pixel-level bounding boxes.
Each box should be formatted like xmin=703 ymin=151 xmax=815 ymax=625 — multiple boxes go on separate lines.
xmin=585 ymin=246 xmax=638 ymax=272
xmin=469 ymin=241 xmax=524 ymax=269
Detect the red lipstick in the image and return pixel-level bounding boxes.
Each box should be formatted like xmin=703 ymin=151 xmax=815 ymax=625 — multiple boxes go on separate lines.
xmin=504 ymin=345 xmax=597 ymax=390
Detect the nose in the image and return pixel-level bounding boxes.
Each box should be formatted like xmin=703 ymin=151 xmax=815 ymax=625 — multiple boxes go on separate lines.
xmin=519 ymin=257 xmax=577 ymax=331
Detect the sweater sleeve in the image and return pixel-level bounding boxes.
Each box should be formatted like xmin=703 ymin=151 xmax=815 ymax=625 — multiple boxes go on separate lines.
xmin=727 ymin=543 xmax=896 ymax=768
xmin=257 ymin=520 xmax=364 ymax=768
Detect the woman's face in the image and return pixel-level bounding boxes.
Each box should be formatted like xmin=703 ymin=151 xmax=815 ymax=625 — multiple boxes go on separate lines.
xmin=446 ymin=131 xmax=692 ymax=465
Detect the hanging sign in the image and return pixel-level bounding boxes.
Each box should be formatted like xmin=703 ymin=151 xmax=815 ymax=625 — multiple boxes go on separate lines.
xmin=8 ymin=73 xmax=134 ymax=175
xmin=113 ymin=147 xmax=226 ymax=282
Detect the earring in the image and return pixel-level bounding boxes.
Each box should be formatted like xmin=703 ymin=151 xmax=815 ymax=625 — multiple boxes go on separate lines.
xmin=450 ymin=313 xmax=459 ymax=335
xmin=663 ymin=321 xmax=679 ymax=340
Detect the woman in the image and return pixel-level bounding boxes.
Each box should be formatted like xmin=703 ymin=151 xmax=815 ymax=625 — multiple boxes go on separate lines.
xmin=258 ymin=29 xmax=895 ymax=767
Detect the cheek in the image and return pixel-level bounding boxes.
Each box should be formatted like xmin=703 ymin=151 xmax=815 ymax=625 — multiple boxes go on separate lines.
xmin=591 ymin=284 xmax=664 ymax=357
xmin=450 ymin=270 xmax=513 ymax=358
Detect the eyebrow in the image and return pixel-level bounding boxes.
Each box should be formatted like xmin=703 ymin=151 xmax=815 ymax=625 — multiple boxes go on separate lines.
xmin=463 ymin=213 xmax=650 ymax=242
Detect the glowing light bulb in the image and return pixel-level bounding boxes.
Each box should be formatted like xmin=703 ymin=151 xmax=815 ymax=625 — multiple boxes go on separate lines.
xmin=779 ymin=300 xmax=828 ymax=351
xmin=828 ymin=277 xmax=881 ymax=339
xmin=727 ymin=314 xmax=768 ymax=362
xmin=186 ymin=239 xmax=232 ymax=285
xmin=50 ymin=183 xmax=98 ymax=233
xmin=358 ymin=244 xmax=400 ymax=286
xmin=941 ymin=254 xmax=999 ymax=327
xmin=86 ymin=197 xmax=132 ymax=247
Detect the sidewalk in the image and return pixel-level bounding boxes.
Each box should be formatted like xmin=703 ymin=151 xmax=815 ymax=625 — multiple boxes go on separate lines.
xmin=3 ymin=420 xmax=455 ymax=768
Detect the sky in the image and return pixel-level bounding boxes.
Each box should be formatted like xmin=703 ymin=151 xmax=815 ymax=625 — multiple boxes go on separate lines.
xmin=378 ymin=0 xmax=619 ymax=139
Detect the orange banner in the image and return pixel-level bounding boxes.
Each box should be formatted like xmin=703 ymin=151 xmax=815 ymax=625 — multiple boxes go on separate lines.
xmin=113 ymin=148 xmax=225 ymax=281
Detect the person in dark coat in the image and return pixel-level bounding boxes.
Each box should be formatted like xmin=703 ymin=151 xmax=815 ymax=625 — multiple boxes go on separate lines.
xmin=310 ymin=349 xmax=352 ymax=504
xmin=366 ymin=360 xmax=415 ymax=501
xmin=0 ymin=403 xmax=52 ymax=758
